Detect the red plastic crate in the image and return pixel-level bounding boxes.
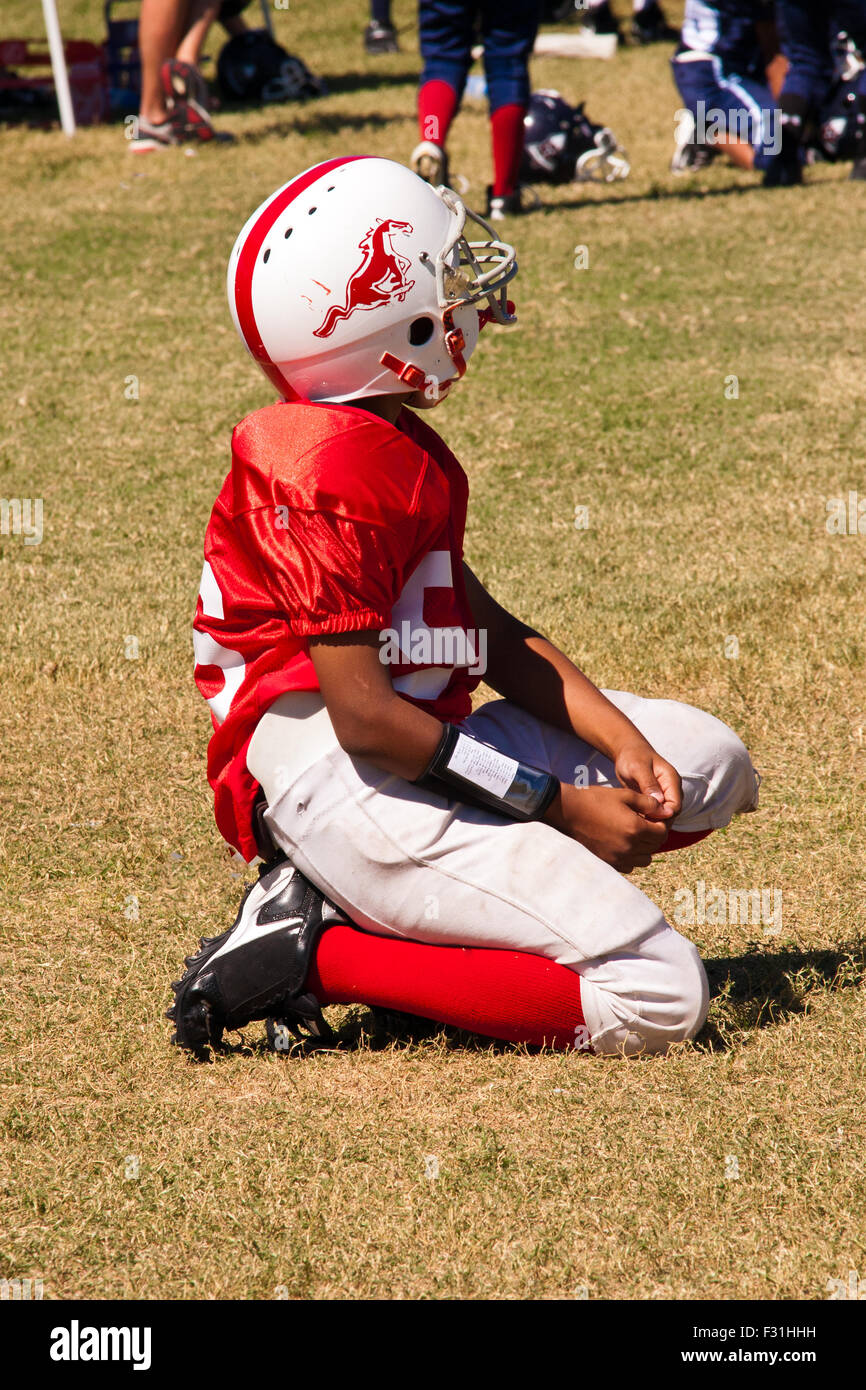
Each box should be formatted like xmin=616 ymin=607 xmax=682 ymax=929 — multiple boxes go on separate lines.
xmin=0 ymin=38 xmax=107 ymax=125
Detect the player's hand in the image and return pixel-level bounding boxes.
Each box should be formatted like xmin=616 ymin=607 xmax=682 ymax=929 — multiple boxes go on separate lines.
xmin=548 ymin=784 xmax=670 ymax=873
xmin=612 ymin=737 xmax=682 ymax=820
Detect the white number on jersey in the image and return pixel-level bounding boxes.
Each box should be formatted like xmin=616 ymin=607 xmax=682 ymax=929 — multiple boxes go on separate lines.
xmin=193 ymin=560 xmax=246 ymax=725
xmin=390 ymin=550 xmax=462 ymax=702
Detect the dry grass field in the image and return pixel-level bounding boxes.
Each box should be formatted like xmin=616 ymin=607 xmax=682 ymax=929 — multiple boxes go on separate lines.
xmin=1 ymin=0 xmax=865 ymax=1301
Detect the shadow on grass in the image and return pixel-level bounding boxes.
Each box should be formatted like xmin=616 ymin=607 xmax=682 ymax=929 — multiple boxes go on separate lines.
xmin=251 ymin=1007 xmax=508 ymax=1058
xmin=236 ymin=107 xmax=414 ymax=145
xmin=696 ymin=940 xmax=866 ymax=1051
xmin=539 ymin=175 xmax=849 ymax=215
xmin=318 ymin=70 xmax=421 ymax=96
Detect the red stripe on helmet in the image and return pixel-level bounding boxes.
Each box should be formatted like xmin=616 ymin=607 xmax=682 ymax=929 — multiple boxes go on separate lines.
xmin=233 ymin=156 xmax=365 ymax=402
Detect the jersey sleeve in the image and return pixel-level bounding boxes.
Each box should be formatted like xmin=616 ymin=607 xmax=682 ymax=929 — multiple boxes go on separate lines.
xmin=229 ymin=403 xmax=453 ymax=638
xmin=246 ymin=502 xmax=423 ymax=636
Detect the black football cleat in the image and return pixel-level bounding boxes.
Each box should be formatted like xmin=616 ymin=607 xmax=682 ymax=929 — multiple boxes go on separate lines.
xmin=485 ymin=184 xmax=543 ymax=220
xmin=167 ymin=857 xmax=350 ymax=1058
xmin=575 ymin=1 xmax=623 ymax=42
xmin=763 ymin=102 xmax=806 ymax=187
xmin=630 ymin=1 xmax=679 ymax=45
xmin=485 ymin=186 xmax=522 ymax=221
xmin=364 ymin=20 xmax=399 ymax=54
xmin=670 ymin=112 xmax=719 ymax=174
xmin=762 ymin=148 xmax=803 ymax=187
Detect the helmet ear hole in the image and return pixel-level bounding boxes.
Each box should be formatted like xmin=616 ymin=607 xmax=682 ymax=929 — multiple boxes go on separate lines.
xmin=409 ymin=316 xmax=434 ymax=346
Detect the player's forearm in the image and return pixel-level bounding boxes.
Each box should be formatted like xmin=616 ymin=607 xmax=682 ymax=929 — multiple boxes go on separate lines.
xmin=328 ymin=692 xmax=445 ymax=782
xmin=463 ymin=563 xmax=648 ymax=760
xmin=309 ymin=631 xmax=444 ymax=781
xmin=486 ymin=627 xmax=649 ymax=763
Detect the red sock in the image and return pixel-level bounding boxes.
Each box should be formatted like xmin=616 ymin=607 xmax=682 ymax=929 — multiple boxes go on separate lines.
xmin=308 ymin=925 xmax=586 ymax=1051
xmin=490 ymin=102 xmax=527 ymax=197
xmin=418 ymin=79 xmax=459 ymax=149
xmin=657 ymin=829 xmax=713 ymax=853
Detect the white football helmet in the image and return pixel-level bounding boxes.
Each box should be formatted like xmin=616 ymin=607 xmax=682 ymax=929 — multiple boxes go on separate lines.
xmin=227 ymin=155 xmax=517 ymax=404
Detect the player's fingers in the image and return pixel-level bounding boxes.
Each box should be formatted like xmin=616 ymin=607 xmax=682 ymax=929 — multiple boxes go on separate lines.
xmin=634 ymin=818 xmax=669 ymax=851
xmin=617 ymin=764 xmax=663 ymax=801
xmin=625 ymin=790 xmax=669 ymax=820
xmin=655 ymin=762 xmax=683 ymax=816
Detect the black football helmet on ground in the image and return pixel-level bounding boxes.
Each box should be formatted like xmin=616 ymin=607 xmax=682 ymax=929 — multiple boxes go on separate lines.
xmin=216 ymin=30 xmax=326 ymax=104
xmin=520 ymin=89 xmax=630 ymax=183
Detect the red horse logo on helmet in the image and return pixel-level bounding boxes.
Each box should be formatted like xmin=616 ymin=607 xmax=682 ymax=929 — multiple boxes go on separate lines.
xmin=313 ymin=218 xmax=415 ymax=338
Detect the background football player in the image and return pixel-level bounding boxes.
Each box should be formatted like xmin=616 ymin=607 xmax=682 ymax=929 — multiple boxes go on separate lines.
xmin=670 ymin=0 xmax=786 ymax=174
xmin=764 ymin=0 xmax=866 ymax=183
xmin=410 ymin=0 xmax=541 ymax=218
xmin=169 ymin=156 xmax=760 ymax=1061
xmin=548 ymin=0 xmax=679 ymax=47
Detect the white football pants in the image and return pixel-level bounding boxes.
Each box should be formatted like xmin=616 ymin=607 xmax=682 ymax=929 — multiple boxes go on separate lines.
xmin=247 ymin=691 xmax=759 ymax=1056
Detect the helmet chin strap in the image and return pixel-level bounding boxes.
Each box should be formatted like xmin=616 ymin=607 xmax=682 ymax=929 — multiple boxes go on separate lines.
xmin=378 ymin=353 xmax=427 ymax=390
xmin=442 ymin=306 xmax=467 ymax=375
xmin=379 ymin=302 xmax=471 ymax=392
xmin=478 ymin=299 xmax=515 ymax=330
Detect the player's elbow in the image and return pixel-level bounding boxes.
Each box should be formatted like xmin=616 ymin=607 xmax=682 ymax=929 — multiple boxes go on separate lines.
xmin=335 ymin=728 xmax=384 ymax=764
xmin=327 ymin=698 xmax=435 ymax=784
xmin=329 ymin=707 xmax=391 ymax=766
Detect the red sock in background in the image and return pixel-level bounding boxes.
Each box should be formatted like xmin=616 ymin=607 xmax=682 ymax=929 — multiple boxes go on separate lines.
xmin=308 ymin=925 xmax=586 ymax=1051
xmin=418 ymin=79 xmax=460 ymax=148
xmin=490 ymin=102 xmax=527 ymax=197
xmin=656 ymin=829 xmax=713 ymax=853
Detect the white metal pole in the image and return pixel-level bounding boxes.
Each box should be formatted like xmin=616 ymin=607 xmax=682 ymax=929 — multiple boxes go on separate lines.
xmin=41 ymin=0 xmax=76 ymax=137
xmin=260 ymin=0 xmax=275 ymax=40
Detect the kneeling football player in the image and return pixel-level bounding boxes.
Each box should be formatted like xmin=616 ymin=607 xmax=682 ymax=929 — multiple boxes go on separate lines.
xmin=670 ymin=0 xmax=786 ymax=174
xmin=169 ymin=156 xmax=760 ymax=1059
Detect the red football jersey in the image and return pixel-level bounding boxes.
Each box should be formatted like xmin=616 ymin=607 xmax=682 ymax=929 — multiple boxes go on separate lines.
xmin=194 ymin=400 xmax=482 ymax=860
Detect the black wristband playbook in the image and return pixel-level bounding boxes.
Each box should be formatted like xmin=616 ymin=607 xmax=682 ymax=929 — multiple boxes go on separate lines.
xmin=414 ymin=723 xmax=559 ymax=823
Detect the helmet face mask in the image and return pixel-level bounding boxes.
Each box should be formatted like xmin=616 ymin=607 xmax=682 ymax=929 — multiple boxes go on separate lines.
xmin=434 ymin=187 xmax=517 ymax=327
xmin=574 ymin=125 xmax=632 ymax=183
xmin=227 ymin=156 xmax=517 ymax=406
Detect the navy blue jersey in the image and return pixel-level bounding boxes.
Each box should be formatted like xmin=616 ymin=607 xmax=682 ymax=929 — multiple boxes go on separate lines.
xmin=678 ymin=0 xmax=774 ymax=76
